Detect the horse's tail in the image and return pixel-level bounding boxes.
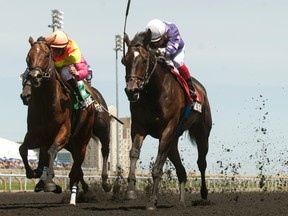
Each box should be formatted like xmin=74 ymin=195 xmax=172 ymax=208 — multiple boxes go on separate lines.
xmin=187 ymin=79 xmax=212 ymax=146
xmin=187 ymin=130 xmax=197 ymax=146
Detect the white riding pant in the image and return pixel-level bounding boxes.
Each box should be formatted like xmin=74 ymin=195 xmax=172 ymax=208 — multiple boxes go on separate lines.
xmin=167 ymin=45 xmax=186 ymax=69
xmin=59 ymin=66 xmax=73 ymax=80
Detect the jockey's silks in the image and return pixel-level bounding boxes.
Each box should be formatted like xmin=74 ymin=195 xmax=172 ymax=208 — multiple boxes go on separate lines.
xmin=53 ymin=39 xmax=82 ymax=67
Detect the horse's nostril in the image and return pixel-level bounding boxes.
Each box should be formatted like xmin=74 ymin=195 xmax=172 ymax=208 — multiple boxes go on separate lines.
xmin=36 ymin=74 xmax=42 ymax=79
xmin=133 ymin=88 xmax=140 ymax=93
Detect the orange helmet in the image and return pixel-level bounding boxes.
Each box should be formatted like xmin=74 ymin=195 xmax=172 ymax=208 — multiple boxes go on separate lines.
xmin=46 ymin=30 xmax=69 ymax=48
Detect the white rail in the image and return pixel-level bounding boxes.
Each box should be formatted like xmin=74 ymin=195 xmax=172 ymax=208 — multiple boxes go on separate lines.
xmin=0 ymin=173 xmax=287 ymax=192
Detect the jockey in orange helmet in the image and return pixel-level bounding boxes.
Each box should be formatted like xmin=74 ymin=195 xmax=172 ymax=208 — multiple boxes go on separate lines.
xmin=146 ymin=19 xmax=197 ymax=101
xmin=45 ymin=30 xmax=93 ymax=109
xmin=21 ymin=30 xmax=93 ymax=109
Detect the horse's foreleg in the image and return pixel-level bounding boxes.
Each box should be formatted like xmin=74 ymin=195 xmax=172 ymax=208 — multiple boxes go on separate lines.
xmin=68 ymin=142 xmax=89 ymax=205
xmin=33 ymin=147 xmax=49 ymax=190
xmin=69 ymin=185 xmax=77 ymax=205
xmin=45 ymin=143 xmax=61 ymax=193
xmin=68 ymin=166 xmax=82 ymax=205
xmin=126 ymin=147 xmax=141 ymax=199
xmin=35 ymin=166 xmax=48 ymax=192
xmin=126 ymin=134 xmax=144 ymax=200
xmin=19 ymin=142 xmax=36 ymax=179
xmin=35 ymin=147 xmax=49 ymax=175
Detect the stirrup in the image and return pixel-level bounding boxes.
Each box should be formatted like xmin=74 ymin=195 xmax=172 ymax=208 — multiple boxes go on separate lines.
xmin=190 ymin=90 xmax=197 ymax=101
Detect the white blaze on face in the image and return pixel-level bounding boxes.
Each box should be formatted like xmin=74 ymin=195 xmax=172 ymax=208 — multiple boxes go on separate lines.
xmin=132 ymin=51 xmax=140 ymax=70
xmin=133 ymin=51 xmax=139 ymax=61
xmin=36 ymin=47 xmax=40 ymax=53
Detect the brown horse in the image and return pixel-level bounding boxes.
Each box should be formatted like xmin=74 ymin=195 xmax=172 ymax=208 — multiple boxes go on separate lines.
xmin=122 ymin=30 xmax=212 ymax=210
xmin=19 ymin=36 xmax=111 ymax=204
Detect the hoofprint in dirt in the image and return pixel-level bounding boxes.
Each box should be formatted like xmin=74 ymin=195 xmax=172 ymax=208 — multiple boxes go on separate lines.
xmin=0 ymin=190 xmax=287 ymax=216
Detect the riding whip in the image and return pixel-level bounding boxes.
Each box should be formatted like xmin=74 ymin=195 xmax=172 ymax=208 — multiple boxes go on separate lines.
xmin=123 ymin=0 xmax=131 ymax=57
xmin=93 ymin=99 xmax=124 ymax=125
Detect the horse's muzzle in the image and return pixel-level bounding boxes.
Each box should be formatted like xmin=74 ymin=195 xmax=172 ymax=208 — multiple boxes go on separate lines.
xmin=125 ymin=87 xmax=140 ymax=102
xmin=29 ymin=70 xmax=43 ymax=88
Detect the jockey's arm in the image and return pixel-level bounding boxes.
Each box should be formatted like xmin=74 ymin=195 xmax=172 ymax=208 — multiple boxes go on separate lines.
xmin=71 ymin=56 xmax=88 ymax=81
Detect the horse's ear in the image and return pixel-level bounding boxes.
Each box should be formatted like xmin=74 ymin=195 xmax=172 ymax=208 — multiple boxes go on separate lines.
xmin=144 ymin=29 xmax=152 ymax=47
xmin=47 ymin=34 xmax=56 ymax=46
xmin=124 ymin=33 xmax=131 ymax=47
xmin=28 ymin=36 xmax=35 ymax=46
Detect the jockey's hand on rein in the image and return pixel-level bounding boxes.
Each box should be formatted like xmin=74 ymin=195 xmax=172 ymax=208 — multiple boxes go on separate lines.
xmin=155 ymin=48 xmax=166 ymax=57
xmin=68 ymin=65 xmax=79 ymax=76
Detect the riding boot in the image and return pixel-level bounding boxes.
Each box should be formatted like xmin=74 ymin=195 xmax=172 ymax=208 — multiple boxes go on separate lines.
xmin=177 ymin=64 xmax=197 ymax=101
xmin=185 ymin=77 xmax=197 ymax=101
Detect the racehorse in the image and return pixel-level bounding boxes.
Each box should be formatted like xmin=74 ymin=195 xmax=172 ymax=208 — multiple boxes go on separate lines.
xmin=122 ymin=30 xmax=212 ymax=210
xmin=19 ymin=36 xmax=111 ymax=205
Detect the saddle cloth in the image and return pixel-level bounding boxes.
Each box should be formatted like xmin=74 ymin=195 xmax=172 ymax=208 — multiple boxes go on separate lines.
xmin=169 ymin=67 xmax=201 ymax=106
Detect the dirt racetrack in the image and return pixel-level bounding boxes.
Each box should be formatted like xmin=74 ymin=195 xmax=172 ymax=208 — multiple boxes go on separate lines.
xmin=0 ymin=190 xmax=287 ymax=216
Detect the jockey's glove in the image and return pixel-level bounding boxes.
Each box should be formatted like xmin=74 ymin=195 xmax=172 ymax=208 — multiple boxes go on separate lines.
xmin=155 ymin=48 xmax=166 ymax=57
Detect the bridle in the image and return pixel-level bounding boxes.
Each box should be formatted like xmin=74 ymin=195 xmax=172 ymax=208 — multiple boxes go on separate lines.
xmin=27 ymin=41 xmax=54 ymax=80
xmin=125 ymin=44 xmax=158 ymax=91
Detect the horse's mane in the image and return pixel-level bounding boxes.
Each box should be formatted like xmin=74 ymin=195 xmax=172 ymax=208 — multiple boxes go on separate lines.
xmin=36 ymin=36 xmax=46 ymax=42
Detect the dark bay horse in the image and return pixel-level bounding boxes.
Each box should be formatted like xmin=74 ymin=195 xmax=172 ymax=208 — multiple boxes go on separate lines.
xmin=122 ymin=30 xmax=212 ymax=210
xmin=19 ymin=36 xmax=111 ymax=205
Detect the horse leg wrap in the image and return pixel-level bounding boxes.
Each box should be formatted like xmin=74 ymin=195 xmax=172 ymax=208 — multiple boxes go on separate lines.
xmin=39 ymin=166 xmax=48 ymax=181
xmin=130 ymin=148 xmax=140 ymax=159
xmin=70 ymin=186 xmax=77 ymax=205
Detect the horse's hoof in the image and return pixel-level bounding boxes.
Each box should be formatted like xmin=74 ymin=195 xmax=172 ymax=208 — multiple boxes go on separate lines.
xmin=44 ymin=182 xmax=56 ymax=192
xmin=125 ymin=190 xmax=137 ymax=200
xmin=146 ymin=205 xmax=157 ymax=211
xmin=179 ymin=200 xmax=186 ymax=208
xmin=34 ymin=180 xmax=45 ymax=192
xmin=146 ymin=199 xmax=157 ymax=210
xmin=53 ymin=185 xmax=62 ymax=194
xmin=102 ymin=183 xmax=112 ymax=192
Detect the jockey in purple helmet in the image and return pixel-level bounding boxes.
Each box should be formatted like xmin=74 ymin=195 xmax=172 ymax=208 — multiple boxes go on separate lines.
xmin=146 ymin=19 xmax=197 ymax=101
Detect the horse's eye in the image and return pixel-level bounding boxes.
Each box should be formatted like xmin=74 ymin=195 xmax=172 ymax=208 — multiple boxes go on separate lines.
xmin=45 ymin=53 xmax=50 ymax=58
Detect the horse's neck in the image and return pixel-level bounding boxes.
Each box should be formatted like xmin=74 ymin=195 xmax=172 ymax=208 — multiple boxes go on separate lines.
xmin=32 ymin=73 xmax=58 ymax=103
xmin=142 ymin=66 xmax=166 ymax=101
xmin=150 ymin=65 xmax=170 ymax=89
